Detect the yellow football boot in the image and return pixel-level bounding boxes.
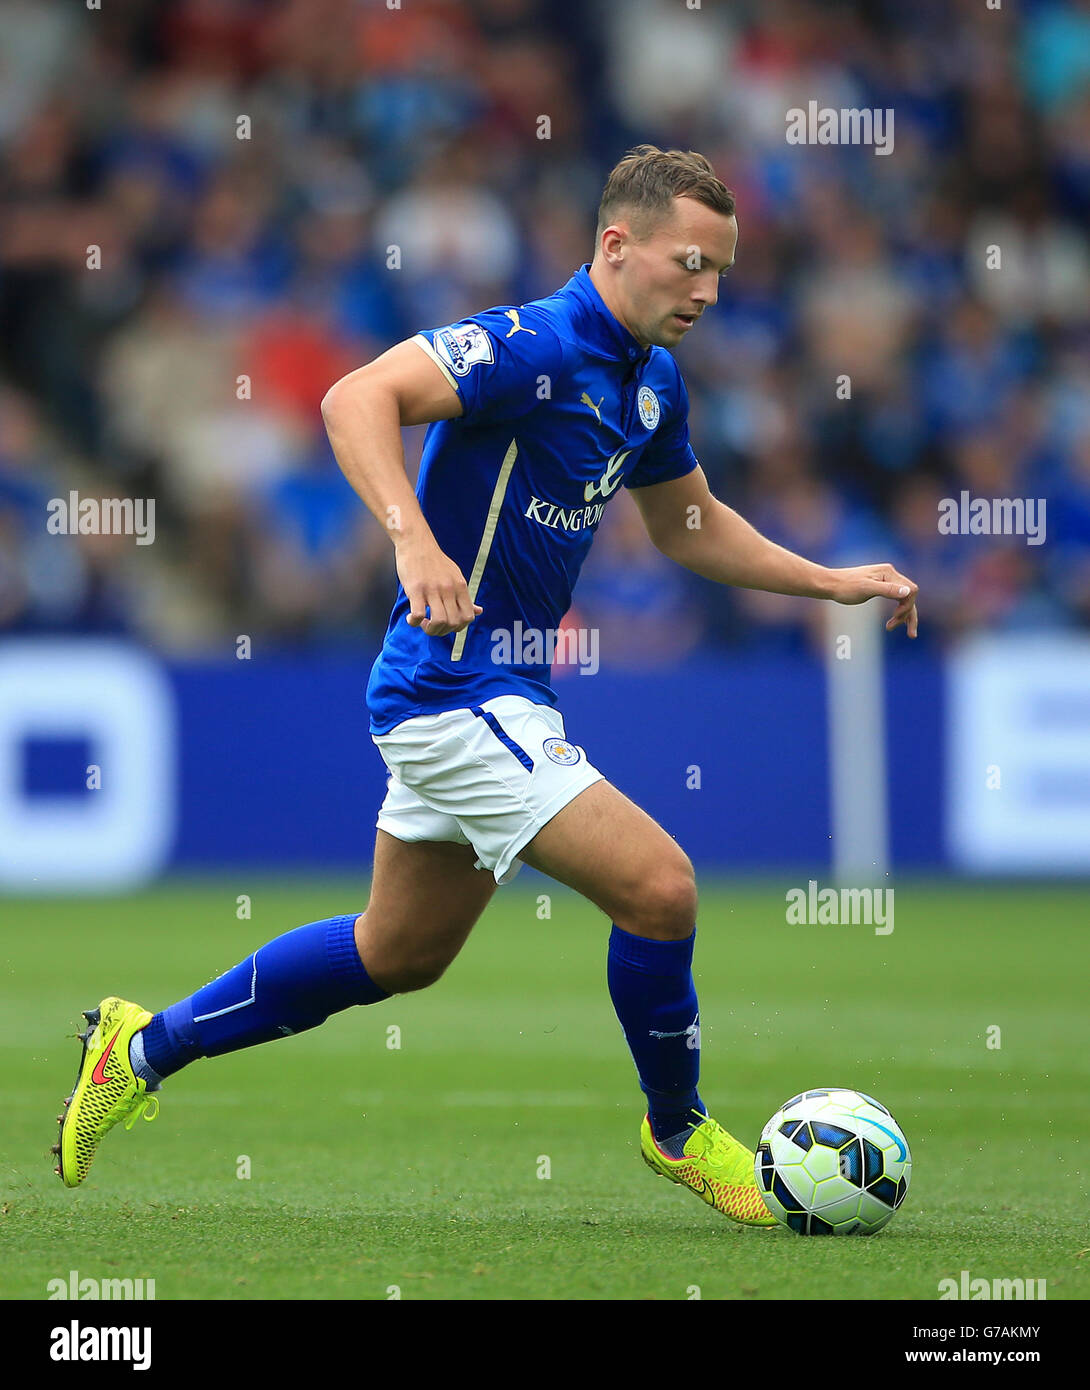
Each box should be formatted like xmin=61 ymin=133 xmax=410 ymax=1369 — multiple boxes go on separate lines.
xmin=641 ymin=1111 xmax=777 ymax=1227
xmin=54 ymin=997 xmax=159 ymax=1188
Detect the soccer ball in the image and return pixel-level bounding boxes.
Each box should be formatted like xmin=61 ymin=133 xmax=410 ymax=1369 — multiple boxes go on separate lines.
xmin=754 ymin=1088 xmax=911 ymax=1235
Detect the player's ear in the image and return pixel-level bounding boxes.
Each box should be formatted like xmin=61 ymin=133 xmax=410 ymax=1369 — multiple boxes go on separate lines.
xmin=599 ymin=224 xmax=628 ymax=267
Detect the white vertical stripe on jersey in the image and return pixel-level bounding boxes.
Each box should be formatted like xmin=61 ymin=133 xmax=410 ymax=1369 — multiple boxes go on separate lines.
xmin=451 ymin=437 xmax=519 ymax=662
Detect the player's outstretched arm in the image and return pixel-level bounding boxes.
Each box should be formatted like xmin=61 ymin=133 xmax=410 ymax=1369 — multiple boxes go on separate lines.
xmin=321 ymin=341 xmax=482 ymax=637
xmin=630 ymin=466 xmax=919 ymax=637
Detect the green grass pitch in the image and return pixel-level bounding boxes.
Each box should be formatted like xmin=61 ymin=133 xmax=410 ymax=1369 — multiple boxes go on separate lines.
xmin=1 ymin=879 xmax=1086 ymax=1301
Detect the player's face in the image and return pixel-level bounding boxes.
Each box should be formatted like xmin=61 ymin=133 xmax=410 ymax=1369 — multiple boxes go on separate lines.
xmin=622 ymin=198 xmax=738 ymax=349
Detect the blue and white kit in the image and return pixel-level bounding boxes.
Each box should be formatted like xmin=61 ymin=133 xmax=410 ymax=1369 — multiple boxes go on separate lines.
xmin=370 ymin=264 xmax=699 ymax=881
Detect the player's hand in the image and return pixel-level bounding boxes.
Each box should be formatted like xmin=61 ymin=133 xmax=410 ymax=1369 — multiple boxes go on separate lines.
xmin=825 ymin=563 xmax=919 ymax=639
xmin=396 ymin=537 xmax=482 ymax=637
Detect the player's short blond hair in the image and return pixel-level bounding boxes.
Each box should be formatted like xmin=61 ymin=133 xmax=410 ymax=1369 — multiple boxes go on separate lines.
xmin=596 ymin=144 xmax=736 ymax=243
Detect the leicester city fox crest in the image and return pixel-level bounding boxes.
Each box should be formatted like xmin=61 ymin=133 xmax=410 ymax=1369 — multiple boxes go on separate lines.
xmin=637 ymin=385 xmax=660 ymax=430
xmin=543 ymin=737 xmax=581 ymax=765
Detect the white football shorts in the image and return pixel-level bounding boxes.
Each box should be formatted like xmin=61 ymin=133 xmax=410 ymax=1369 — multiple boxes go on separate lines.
xmin=372 ymin=694 xmax=604 ymax=885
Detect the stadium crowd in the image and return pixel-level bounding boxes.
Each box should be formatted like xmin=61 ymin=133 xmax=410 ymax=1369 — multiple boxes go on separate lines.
xmin=2 ymin=0 xmax=1090 ymax=664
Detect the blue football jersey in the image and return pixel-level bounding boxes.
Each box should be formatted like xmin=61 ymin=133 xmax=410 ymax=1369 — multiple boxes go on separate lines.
xmin=366 ymin=263 xmax=699 ymax=734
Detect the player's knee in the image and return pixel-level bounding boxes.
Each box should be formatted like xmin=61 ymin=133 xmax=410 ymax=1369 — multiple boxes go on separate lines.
xmin=620 ymin=859 xmax=698 ymax=942
xmin=369 ymin=953 xmax=450 ymax=994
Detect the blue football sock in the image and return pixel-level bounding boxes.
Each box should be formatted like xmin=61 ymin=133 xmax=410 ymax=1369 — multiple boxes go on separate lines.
xmin=607 ymin=923 xmax=705 ymax=1153
xmin=135 ymin=913 xmax=389 ymax=1080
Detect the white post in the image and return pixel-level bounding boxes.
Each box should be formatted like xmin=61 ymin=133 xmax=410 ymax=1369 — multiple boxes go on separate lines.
xmin=824 ymin=600 xmax=889 ymax=885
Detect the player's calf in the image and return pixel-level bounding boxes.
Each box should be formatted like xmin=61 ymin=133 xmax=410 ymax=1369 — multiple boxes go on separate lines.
xmin=355 ymin=833 xmax=497 ymax=992
xmin=52 ymin=837 xmax=500 ymax=1185
xmin=520 ymin=781 xmax=715 ymax=1162
xmin=353 ymin=927 xmax=453 ymax=994
xmin=54 ymin=914 xmax=391 ymax=1186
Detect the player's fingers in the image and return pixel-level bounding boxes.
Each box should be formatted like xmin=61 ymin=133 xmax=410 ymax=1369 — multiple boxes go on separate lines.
xmin=885 ymin=599 xmax=908 ymax=629
xmin=908 ymin=601 xmax=919 ymax=639
xmin=405 ymin=587 xmax=482 ymax=635
xmin=420 ymin=591 xmax=453 ymax=636
xmin=885 ymin=598 xmax=917 ymax=633
xmin=450 ymin=587 xmax=479 ymax=631
xmin=404 ymin=586 xmax=428 ymax=628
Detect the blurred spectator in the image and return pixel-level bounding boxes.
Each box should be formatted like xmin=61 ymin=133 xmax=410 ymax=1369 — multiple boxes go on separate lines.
xmin=1 ymin=0 xmax=1089 ymax=663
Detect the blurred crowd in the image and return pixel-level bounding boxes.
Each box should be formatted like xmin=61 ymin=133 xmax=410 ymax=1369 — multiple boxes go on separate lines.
xmin=3 ymin=0 xmax=1090 ymax=664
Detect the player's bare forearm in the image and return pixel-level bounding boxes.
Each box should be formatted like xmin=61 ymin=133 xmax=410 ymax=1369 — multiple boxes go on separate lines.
xmin=663 ymin=499 xmax=832 ymax=596
xmin=321 ymin=379 xmax=432 ymax=550
xmin=664 ymin=500 xmax=920 ymax=637
xmin=320 ymin=369 xmax=482 ymax=636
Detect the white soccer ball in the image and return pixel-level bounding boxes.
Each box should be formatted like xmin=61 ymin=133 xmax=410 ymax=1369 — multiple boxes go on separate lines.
xmin=754 ymin=1087 xmax=911 ymax=1235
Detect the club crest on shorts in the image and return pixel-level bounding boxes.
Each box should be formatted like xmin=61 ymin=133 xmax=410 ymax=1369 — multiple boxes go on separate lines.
xmin=543 ymin=737 xmax=581 ymax=766
xmin=637 ymin=385 xmax=660 ymax=430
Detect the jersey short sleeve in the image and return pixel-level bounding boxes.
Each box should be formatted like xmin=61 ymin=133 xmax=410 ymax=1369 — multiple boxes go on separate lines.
xmin=411 ymin=305 xmax=566 ymax=424
xmin=624 ymin=361 xmax=699 ymax=490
